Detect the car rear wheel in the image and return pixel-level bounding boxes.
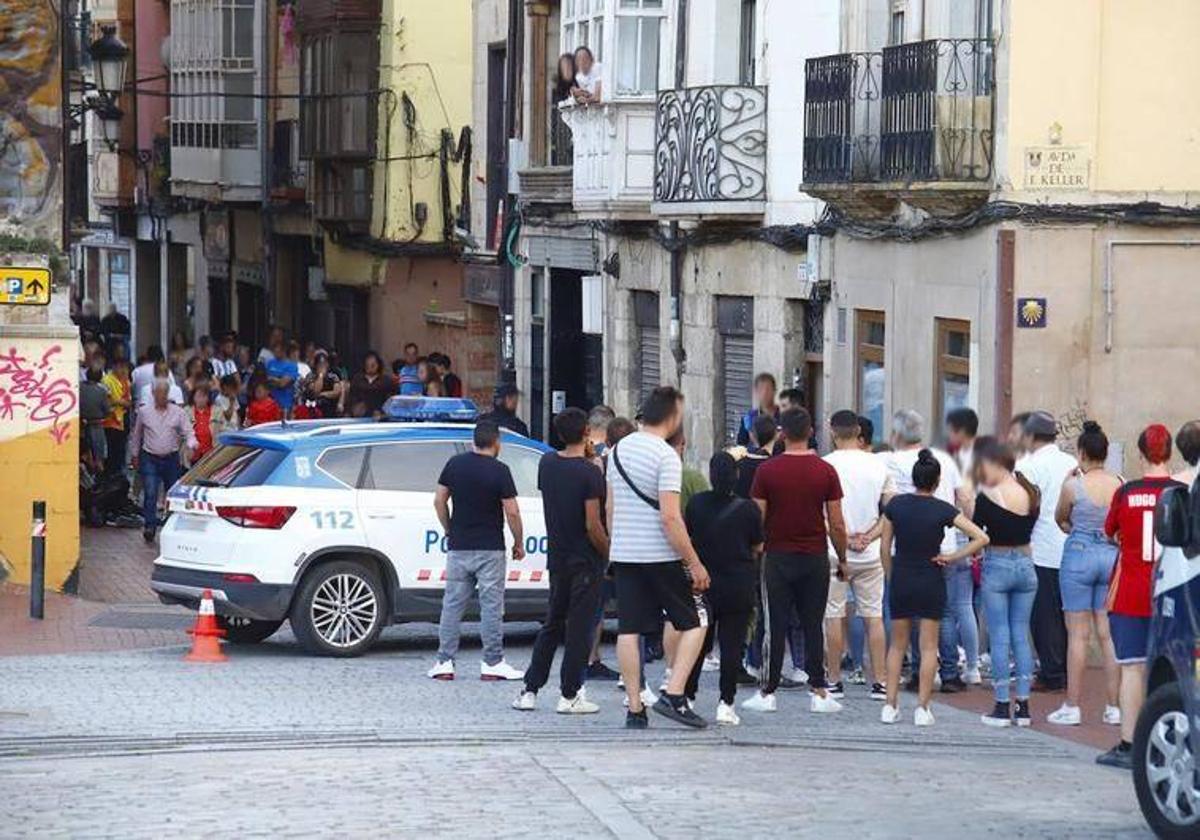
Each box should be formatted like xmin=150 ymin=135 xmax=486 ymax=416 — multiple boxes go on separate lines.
xmin=1133 ymin=681 xmax=1200 ymax=838
xmin=290 ymin=560 xmax=385 ymax=657
xmin=217 ymin=615 xmax=283 ymax=645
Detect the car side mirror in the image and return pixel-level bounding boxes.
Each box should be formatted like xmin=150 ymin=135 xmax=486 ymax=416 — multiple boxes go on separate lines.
xmin=1155 ymin=486 xmax=1190 ymax=548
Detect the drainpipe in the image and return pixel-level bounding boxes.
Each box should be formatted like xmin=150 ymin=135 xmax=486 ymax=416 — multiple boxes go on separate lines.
xmin=1103 ymin=240 xmax=1200 ymax=353
xmin=259 ymin=0 xmax=274 ymax=328
xmin=499 ymin=0 xmax=523 ymax=384
xmin=668 ymin=0 xmax=688 ymax=379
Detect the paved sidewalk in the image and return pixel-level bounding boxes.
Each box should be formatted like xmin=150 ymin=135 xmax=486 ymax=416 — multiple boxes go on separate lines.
xmin=77 ymin=525 xmax=159 ymax=604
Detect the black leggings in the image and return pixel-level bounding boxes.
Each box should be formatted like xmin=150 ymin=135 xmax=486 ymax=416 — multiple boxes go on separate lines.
xmin=685 ymin=576 xmax=755 ymax=704
xmin=762 ymin=552 xmax=830 ymax=693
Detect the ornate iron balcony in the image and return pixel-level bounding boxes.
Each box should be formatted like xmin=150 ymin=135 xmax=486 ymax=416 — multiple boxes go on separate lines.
xmin=803 ymin=52 xmax=882 ymax=183
xmin=880 ymin=38 xmax=994 ymax=183
xmin=654 ymin=85 xmax=767 ymax=204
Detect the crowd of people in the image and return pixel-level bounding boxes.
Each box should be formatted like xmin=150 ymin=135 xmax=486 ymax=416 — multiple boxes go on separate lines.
xmin=426 ymin=371 xmax=1199 ymax=770
xmin=74 ymin=316 xmax=484 ymax=542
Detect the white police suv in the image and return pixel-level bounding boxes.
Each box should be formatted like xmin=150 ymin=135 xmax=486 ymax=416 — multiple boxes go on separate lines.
xmin=150 ymin=397 xmax=552 ymax=657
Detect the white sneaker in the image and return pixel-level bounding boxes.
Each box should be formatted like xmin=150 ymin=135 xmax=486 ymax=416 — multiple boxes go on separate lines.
xmin=743 ymin=663 xmax=761 ymax=679
xmin=702 ymin=654 xmax=720 ymax=672
xmin=658 ymin=668 xmax=672 ymax=693
xmin=741 ymin=691 xmax=778 ymax=712
xmin=623 ymin=686 xmax=659 ymax=708
xmin=881 ymin=704 xmax=901 ymax=724
xmin=716 ymin=701 xmax=741 ymax=726
xmin=1103 ymin=705 xmax=1122 ymax=726
xmin=963 ymin=666 xmax=982 ymax=685
xmin=480 ymin=660 xmax=525 ymax=681
xmin=786 ymin=666 xmax=809 ymax=684
xmin=512 ymin=690 xmax=536 ymax=711
xmin=1047 ymin=703 xmax=1081 ymax=726
xmin=556 ymin=692 xmax=599 ymax=714
xmin=914 ymin=706 xmax=935 ymax=727
xmin=810 ymin=692 xmax=843 ymax=714
xmin=427 ymin=659 xmax=455 ymax=680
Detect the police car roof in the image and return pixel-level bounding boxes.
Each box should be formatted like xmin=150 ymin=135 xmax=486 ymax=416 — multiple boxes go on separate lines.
xmin=221 ymin=420 xmax=547 ymax=451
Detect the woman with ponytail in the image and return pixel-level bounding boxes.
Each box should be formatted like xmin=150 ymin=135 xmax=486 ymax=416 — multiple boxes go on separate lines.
xmin=682 ymin=452 xmax=764 ymax=725
xmin=879 ymin=449 xmax=989 ymax=727
xmin=972 ymin=439 xmax=1041 ymax=727
xmin=1048 ymin=421 xmax=1122 ymax=727
xmin=1096 ymin=424 xmax=1184 ymax=769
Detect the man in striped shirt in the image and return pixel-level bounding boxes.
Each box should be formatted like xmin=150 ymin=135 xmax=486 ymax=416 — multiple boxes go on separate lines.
xmin=607 ymin=386 xmax=711 ymax=729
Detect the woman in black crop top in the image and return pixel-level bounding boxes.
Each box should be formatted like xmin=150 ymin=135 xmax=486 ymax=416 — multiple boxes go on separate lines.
xmin=972 ymin=439 xmax=1041 ymax=728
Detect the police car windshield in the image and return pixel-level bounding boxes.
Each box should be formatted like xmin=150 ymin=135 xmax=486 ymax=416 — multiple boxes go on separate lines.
xmin=179 ymin=444 xmax=287 ymax=488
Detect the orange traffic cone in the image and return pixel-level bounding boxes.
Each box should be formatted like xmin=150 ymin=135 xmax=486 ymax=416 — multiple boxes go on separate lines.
xmin=185 ymin=589 xmax=228 ymax=663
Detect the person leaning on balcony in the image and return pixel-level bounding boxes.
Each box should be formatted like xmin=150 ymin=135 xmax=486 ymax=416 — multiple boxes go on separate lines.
xmin=555 ymin=53 xmax=577 ymax=105
xmin=572 ymin=46 xmax=603 ymax=104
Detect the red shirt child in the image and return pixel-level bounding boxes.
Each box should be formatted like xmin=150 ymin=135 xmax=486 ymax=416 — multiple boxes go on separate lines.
xmin=246 ymin=383 xmax=283 ymax=427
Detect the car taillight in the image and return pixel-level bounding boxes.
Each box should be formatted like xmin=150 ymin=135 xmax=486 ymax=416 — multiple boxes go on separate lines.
xmin=222 ymin=573 xmax=260 ymax=583
xmin=216 ymin=505 xmax=296 ymax=529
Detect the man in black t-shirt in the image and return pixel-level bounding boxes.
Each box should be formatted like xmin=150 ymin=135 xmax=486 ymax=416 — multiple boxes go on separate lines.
xmin=513 ymin=408 xmax=610 ymax=714
xmin=429 ymin=421 xmax=526 ymax=682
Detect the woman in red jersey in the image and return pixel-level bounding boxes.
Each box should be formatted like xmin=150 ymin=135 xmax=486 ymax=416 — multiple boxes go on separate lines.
xmin=1095 ymin=424 xmax=1184 ymax=769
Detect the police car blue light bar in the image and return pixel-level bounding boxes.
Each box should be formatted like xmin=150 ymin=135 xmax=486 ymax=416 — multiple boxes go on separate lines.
xmin=382 ymin=396 xmax=479 ymax=423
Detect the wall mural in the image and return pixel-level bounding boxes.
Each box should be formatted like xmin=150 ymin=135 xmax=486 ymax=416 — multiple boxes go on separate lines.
xmin=0 ymin=0 xmax=63 ymax=243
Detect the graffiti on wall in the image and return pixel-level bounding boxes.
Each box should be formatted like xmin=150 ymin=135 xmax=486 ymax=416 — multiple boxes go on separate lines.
xmin=1055 ymin=398 xmax=1090 ymax=454
xmin=0 ymin=341 xmax=77 ymax=444
xmin=0 ymin=0 xmax=63 ymax=242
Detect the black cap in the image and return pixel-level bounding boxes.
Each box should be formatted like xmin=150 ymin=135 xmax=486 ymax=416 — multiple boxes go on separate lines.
xmin=1024 ymin=410 xmax=1057 ymax=438
xmin=495 ymin=383 xmax=521 ymax=400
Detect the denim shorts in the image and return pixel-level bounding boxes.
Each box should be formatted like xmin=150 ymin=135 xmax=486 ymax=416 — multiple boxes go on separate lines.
xmin=1109 ymin=613 xmax=1150 ymax=664
xmin=1059 ymin=531 xmax=1116 ymax=612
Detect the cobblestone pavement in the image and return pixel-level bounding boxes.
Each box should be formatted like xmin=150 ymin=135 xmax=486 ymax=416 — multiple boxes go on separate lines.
xmin=0 ymin=629 xmax=1149 ymax=838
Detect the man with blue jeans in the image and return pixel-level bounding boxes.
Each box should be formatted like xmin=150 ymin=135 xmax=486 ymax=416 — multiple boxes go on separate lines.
xmin=941 ymin=408 xmax=982 ymax=688
xmin=130 ymin=379 xmax=196 ymax=543
xmin=429 ymin=421 xmax=526 ymax=682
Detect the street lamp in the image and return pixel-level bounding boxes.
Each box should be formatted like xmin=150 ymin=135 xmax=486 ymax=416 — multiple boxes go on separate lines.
xmin=87 ymin=26 xmax=129 ymax=151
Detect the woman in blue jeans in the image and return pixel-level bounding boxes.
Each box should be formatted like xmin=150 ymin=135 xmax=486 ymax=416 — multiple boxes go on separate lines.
xmin=972 ymin=439 xmax=1040 ymax=727
xmin=1048 ymin=421 xmax=1121 ymax=727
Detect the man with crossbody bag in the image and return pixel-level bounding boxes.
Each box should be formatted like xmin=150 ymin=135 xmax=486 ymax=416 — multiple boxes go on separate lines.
xmin=607 ymin=386 xmax=711 ymax=729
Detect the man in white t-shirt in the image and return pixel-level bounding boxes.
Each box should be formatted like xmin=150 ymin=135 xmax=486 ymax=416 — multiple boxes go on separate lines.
xmin=885 ymin=410 xmax=970 ymax=690
xmin=607 ymin=386 xmax=710 ymax=729
xmin=1016 ymin=410 xmax=1078 ymax=691
xmin=824 ymin=410 xmax=894 ymax=699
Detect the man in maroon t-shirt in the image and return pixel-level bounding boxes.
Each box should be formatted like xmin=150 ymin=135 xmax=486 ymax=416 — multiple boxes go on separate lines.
xmin=744 ymin=408 xmax=849 ymax=713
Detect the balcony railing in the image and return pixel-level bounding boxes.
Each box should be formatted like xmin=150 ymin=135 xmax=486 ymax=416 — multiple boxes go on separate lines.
xmin=653 ymin=86 xmax=767 ymax=212
xmin=803 ymin=52 xmax=881 ymax=183
xmin=804 ymin=39 xmax=993 ymax=186
xmin=881 ymin=38 xmax=993 ymax=182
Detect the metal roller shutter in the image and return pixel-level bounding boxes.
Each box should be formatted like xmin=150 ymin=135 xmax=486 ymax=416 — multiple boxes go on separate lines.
xmin=638 ymin=326 xmax=661 ymax=406
xmin=722 ymin=334 xmax=754 ymax=445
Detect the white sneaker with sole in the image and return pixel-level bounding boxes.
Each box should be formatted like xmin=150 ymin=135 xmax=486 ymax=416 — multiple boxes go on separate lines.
xmin=481 ymin=660 xmax=525 ymax=681
xmin=702 ymin=654 xmax=720 ymax=672
xmin=1103 ymin=705 xmax=1122 ymax=726
xmin=623 ymin=686 xmax=659 ymax=709
xmin=427 ymin=659 xmax=455 ymax=680
xmin=786 ymin=667 xmax=809 ymax=684
xmin=881 ymin=704 xmax=901 ymax=724
xmin=1047 ymin=703 xmax=1081 ymax=726
xmin=557 ymin=692 xmax=599 ymax=714
xmin=658 ymin=668 xmax=672 ymax=693
xmin=963 ymin=666 xmax=982 ymax=685
xmin=512 ymin=690 xmax=536 ymax=711
xmin=741 ymin=691 xmax=778 ymax=712
xmin=914 ymin=706 xmax=935 ymax=727
xmin=810 ymin=692 xmax=843 ymax=713
xmin=715 ymin=701 xmax=741 ymax=726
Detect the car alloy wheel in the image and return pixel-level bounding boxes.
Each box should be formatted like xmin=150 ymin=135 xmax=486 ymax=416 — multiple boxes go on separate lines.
xmin=1144 ymin=710 xmax=1199 ymax=827
xmin=309 ymin=572 xmax=379 ymax=649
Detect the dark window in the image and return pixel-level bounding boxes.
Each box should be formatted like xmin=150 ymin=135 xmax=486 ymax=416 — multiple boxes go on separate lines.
xmin=363 ymin=442 xmax=459 ymax=492
xmin=180 ymin=445 xmax=287 ymax=488
xmin=316 ymin=445 xmax=367 ymax=488
xmin=739 ymin=0 xmax=757 ymax=85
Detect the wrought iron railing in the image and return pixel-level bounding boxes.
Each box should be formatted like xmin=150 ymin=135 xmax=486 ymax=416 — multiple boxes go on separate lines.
xmin=803 ymin=52 xmax=882 ymax=183
xmin=880 ymin=38 xmax=994 ymax=182
xmin=654 ymin=85 xmax=767 ymax=204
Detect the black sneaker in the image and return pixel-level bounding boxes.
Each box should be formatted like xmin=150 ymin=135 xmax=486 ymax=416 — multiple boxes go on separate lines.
xmin=1014 ymin=699 xmax=1032 ymax=727
xmin=869 ymin=682 xmax=888 ymax=701
xmin=586 ymin=661 xmax=621 ymax=681
xmin=1096 ymin=743 xmax=1133 ymax=770
xmin=826 ymin=681 xmax=845 ymax=699
xmin=940 ymin=676 xmax=968 ymax=694
xmin=981 ymin=701 xmax=1012 ymax=728
xmin=736 ymin=667 xmax=758 ymax=686
xmin=652 ymin=695 xmax=708 ymax=729
xmin=625 ymin=708 xmax=649 ymax=729
xmin=142 ymin=528 xmax=155 ymax=544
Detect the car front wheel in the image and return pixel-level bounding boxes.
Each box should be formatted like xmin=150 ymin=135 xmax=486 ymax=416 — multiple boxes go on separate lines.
xmin=217 ymin=615 xmax=283 ymax=645
xmin=1133 ymin=680 xmax=1200 ymax=838
xmin=290 ymin=560 xmax=385 ymax=657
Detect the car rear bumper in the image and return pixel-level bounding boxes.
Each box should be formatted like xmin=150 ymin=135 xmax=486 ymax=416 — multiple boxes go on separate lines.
xmin=151 ymin=563 xmax=293 ymax=621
